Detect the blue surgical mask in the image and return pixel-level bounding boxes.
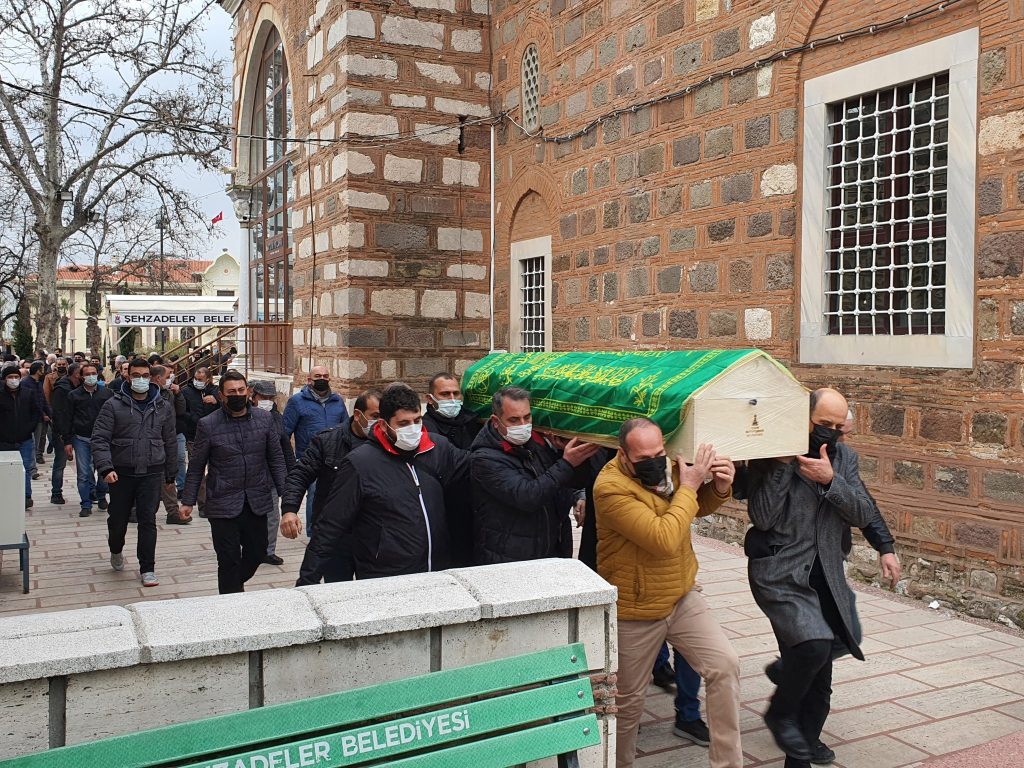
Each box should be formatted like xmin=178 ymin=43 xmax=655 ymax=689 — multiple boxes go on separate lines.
xmin=436 ymin=399 xmax=462 ymax=418
xmin=84 ymin=375 xmax=98 ymax=387
xmin=130 ymin=377 xmax=150 ymax=394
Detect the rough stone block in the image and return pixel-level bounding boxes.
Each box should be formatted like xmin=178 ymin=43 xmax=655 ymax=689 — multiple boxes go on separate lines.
xmin=749 ymin=13 xmax=776 ymax=48
xmin=603 ymin=273 xmax=618 ymax=302
xmin=696 ymin=0 xmax=718 ymax=21
xmin=744 ymin=308 xmax=772 ymax=340
xmin=334 ymin=288 xmax=365 ymax=316
xmin=371 ymin=289 xmax=417 ymax=316
xmin=598 ymin=34 xmax=618 ymax=67
xmin=722 ymin=172 xmax=753 ymax=203
xmin=464 ymin=292 xmax=490 ymax=319
xmin=340 ymin=112 xmax=399 ymax=137
xmin=448 ymin=263 xmax=487 ymax=280
xmin=381 ymin=16 xmax=444 ymax=49
xmin=420 ymin=289 xmax=458 ymax=319
xmin=709 ymin=310 xmax=737 ymax=336
xmin=264 ymin=632 xmax=432 ymax=707
xmin=614 ymin=65 xmax=636 ymax=97
xmin=626 ymin=268 xmax=650 ymax=298
xmin=410 ymin=0 xmax=455 ymax=10
xmin=0 ymin=680 xmax=48 ymax=758
xmin=442 ymin=158 xmax=481 ymax=186
xmin=65 ymin=654 xmax=248 ymax=743
xmin=972 ymin=412 xmax=1008 ymax=445
xmin=694 ymin=80 xmax=724 ymax=116
xmin=641 ymin=236 xmax=660 ymax=257
xmin=708 ymin=219 xmax=736 ymax=242
xmin=659 ymin=185 xmax=682 ymax=215
xmin=448 ymin=559 xmax=616 ymax=619
xmin=920 ymin=410 xmax=963 ymax=443
xmin=979 ymin=176 xmax=1004 ymax=216
xmin=580 ymin=208 xmax=597 ymax=235
xmin=638 ymin=145 xmax=664 ymax=177
xmin=415 ymin=61 xmax=461 ymax=85
xmin=669 ymin=227 xmax=696 ymax=251
xmin=766 ymin=254 xmax=793 ymax=290
xmin=979 ymin=232 xmax=1024 ymax=278
xmin=383 ymin=154 xmax=423 ymax=183
xmin=615 ymin=241 xmax=634 ymax=263
xmin=870 ymin=404 xmax=904 ymax=436
xmin=757 ymin=64 xmax=773 ymax=97
xmin=656 ymin=3 xmax=684 ymax=36
xmin=627 ymin=192 xmax=651 ymax=223
xmin=713 ymin=28 xmax=739 ymax=60
xmin=979 ymin=110 xmax=1024 ymax=155
xmin=575 ymin=317 xmax=591 ymax=341
xmin=415 ymin=122 xmax=460 ymax=145
xmin=745 ymin=115 xmax=771 ymax=148
xmin=729 ymin=71 xmax=756 ymax=104
xmin=761 ymin=163 xmax=798 ymax=196
xmin=669 ymin=309 xmax=698 ymax=338
xmin=689 ymin=262 xmax=718 ymax=292
xmin=435 ymin=97 xmax=490 ymax=118
xmin=705 ymin=126 xmax=733 ymax=159
xmin=894 ymin=461 xmax=925 ymax=489
xmin=643 ymin=58 xmax=663 ymax=86
xmin=747 ymin=212 xmax=772 ymax=238
xmin=673 ymin=41 xmax=702 ymax=76
xmin=657 ymin=266 xmax=681 ymax=294
xmin=935 ymin=466 xmax=969 ymax=497
xmin=0 ymin=606 xmax=139 ymax=684
xmin=339 ymin=55 xmax=399 ymax=80
xmin=376 ymin=223 xmax=428 ymax=250
xmin=778 ymin=108 xmax=797 ymax=141
xmin=451 ymin=29 xmax=483 ymax=53
xmin=641 ymin=312 xmax=661 ymax=337
xmin=441 ymin=613 xmax=571 ymax=670
xmin=298 ymin=573 xmax=479 ymax=641
xmin=327 ymin=10 xmax=375 ymax=50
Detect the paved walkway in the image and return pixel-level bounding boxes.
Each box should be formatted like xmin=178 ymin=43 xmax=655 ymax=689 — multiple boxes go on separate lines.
xmin=2 ymin=470 xmax=1024 ymax=767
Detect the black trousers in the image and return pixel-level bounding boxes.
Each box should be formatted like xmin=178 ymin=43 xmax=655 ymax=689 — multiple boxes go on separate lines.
xmin=209 ymin=504 xmax=268 ymax=594
xmin=771 ymin=559 xmax=848 ymax=768
xmin=107 ymin=472 xmax=161 ymax=572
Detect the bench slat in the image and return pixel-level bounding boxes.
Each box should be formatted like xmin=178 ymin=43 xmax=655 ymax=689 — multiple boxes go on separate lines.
xmin=0 ymin=644 xmax=590 ymax=768
xmin=175 ymin=679 xmax=595 ymax=768
xmin=382 ymin=714 xmax=602 ymax=768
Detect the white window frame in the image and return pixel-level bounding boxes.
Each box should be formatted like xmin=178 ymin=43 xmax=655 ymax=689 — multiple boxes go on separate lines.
xmin=799 ymin=28 xmax=978 ymax=368
xmin=509 ymin=236 xmax=552 ymax=352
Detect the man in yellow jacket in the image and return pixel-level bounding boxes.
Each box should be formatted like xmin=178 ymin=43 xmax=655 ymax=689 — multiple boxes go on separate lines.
xmin=594 ymin=417 xmax=742 ymax=768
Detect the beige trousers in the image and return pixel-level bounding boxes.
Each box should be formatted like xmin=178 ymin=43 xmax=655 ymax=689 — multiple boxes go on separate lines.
xmin=616 ymin=589 xmax=743 ymax=768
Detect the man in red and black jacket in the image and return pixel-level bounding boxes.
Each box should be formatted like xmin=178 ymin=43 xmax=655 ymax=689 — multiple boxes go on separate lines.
xmin=290 ymin=383 xmax=469 ymax=584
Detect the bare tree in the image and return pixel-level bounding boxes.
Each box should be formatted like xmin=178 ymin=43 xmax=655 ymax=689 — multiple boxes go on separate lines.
xmin=0 ymin=193 xmax=37 ymax=331
xmin=0 ymin=0 xmax=230 ymax=348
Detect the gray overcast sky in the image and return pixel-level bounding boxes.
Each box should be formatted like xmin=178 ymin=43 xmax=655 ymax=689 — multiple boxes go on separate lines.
xmin=192 ymin=4 xmax=240 ymax=260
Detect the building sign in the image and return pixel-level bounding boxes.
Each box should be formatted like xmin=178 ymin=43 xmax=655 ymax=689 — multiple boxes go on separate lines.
xmin=110 ymin=312 xmax=237 ymax=326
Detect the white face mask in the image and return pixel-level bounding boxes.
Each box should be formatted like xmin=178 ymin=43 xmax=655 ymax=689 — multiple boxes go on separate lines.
xmin=393 ymin=423 xmax=422 ymax=451
xmin=435 ymin=398 xmax=462 ymax=418
xmin=167 ymin=373 xmax=175 ymax=385
xmin=256 ymin=399 xmax=273 ymax=411
xmin=364 ymin=418 xmax=379 ymax=436
xmin=193 ymin=380 xmax=206 ymax=390
xmin=504 ymin=423 xmax=533 ymax=446
xmin=130 ymin=377 xmax=150 ymax=394
xmin=5 ymin=377 xmax=20 ymax=391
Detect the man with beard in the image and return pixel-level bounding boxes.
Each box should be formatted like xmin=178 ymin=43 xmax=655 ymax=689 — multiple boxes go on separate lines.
xmin=744 ymin=388 xmax=875 ymax=767
xmin=422 ymin=372 xmax=481 ymax=566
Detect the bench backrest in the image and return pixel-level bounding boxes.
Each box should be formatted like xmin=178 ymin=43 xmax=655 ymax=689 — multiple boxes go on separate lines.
xmin=0 ymin=643 xmax=600 ymax=768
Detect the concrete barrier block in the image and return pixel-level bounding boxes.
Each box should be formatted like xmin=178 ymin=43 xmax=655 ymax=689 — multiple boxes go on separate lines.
xmin=129 ymin=589 xmax=322 ymax=663
xmin=0 ymin=679 xmax=48 ymax=758
xmin=298 ymin=572 xmax=480 ymax=640
xmin=65 ymin=654 xmax=249 ymax=743
xmin=447 ymin=558 xmax=617 ymax=618
xmin=0 ymin=606 xmax=140 ymax=684
xmin=441 ymin=611 xmax=570 ymax=669
xmin=263 ymin=630 xmax=432 ymax=706
xmin=577 ymin=605 xmax=613 ymax=672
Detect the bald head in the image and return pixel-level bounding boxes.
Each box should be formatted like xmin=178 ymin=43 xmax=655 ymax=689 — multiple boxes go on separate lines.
xmin=308 ymin=365 xmax=331 ymax=394
xmin=810 ymin=388 xmax=848 ymax=431
xmin=619 ymin=418 xmax=665 ymax=462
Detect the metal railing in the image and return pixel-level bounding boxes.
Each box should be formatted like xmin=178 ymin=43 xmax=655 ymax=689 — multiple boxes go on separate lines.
xmin=162 ymin=322 xmax=292 ymax=379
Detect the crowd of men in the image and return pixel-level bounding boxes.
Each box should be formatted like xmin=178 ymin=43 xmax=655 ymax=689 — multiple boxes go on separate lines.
xmin=0 ymin=346 xmax=903 ymax=768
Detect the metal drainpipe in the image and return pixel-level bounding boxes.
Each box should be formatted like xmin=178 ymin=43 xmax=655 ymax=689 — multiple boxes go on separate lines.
xmin=489 ymin=123 xmax=496 ymax=352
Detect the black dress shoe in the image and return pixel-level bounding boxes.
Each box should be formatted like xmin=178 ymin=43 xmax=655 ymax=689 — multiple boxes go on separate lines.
xmin=765 ymin=657 xmax=783 ymax=685
xmin=262 ymin=554 xmax=284 ymax=566
xmin=50 ymin=494 xmax=66 ymax=505
xmin=810 ymin=740 xmax=835 ymax=765
xmin=764 ymin=713 xmax=813 ymax=762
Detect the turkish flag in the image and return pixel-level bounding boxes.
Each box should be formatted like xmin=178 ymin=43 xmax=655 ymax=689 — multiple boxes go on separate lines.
xmin=211 ymin=211 xmax=223 ymax=225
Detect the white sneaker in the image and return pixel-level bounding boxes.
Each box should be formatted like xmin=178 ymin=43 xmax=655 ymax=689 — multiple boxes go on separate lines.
xmin=141 ymin=571 xmax=159 ymax=587
xmin=110 ymin=552 xmax=124 ymax=571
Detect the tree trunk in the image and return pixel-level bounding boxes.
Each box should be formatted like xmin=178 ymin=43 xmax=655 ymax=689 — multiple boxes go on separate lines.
xmin=34 ymin=234 xmax=61 ymax=350
xmin=85 ymin=287 xmax=102 ymax=353
xmin=60 ymin=317 xmax=68 ymax=350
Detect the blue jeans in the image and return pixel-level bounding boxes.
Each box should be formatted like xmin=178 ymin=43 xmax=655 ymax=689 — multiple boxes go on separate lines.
xmin=72 ymin=436 xmax=108 ymax=511
xmin=175 ymin=433 xmax=186 ymax=492
xmin=16 ymin=438 xmax=33 ymax=498
xmin=50 ymin=433 xmax=67 ymax=496
xmin=655 ymin=643 xmax=702 ymax=721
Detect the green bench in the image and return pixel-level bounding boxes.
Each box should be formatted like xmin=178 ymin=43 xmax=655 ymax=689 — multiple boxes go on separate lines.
xmin=0 ymin=643 xmax=601 ymax=768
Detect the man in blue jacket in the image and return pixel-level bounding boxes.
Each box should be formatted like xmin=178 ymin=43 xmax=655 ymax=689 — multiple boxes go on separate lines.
xmin=282 ymin=365 xmax=347 ymax=528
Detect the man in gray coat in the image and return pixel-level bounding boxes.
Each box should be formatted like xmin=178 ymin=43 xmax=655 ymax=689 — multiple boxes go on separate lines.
xmin=91 ymin=358 xmax=178 ymax=587
xmin=180 ymin=370 xmax=287 ymax=594
xmin=744 ymin=388 xmax=874 ymax=768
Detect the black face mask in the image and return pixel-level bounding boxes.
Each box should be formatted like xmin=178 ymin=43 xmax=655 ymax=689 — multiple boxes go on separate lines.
xmin=808 ymin=424 xmax=842 ymax=459
xmin=225 ymin=394 xmax=249 ymax=413
xmin=311 ymin=379 xmax=330 ymax=394
xmin=632 ymin=455 xmax=668 ymax=487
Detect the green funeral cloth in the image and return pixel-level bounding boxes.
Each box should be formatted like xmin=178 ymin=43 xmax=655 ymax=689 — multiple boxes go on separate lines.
xmin=463 ymin=349 xmax=774 ymax=445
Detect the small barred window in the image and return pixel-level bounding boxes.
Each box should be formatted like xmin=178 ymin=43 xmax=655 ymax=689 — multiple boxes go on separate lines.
xmin=521 ymin=44 xmax=540 ymax=132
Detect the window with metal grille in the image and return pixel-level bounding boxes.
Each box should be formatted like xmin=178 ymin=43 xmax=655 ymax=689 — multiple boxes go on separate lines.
xmin=825 ymin=73 xmax=949 ymax=337
xmin=798 ymin=29 xmax=977 ymax=369
xmin=521 ymin=44 xmax=540 ymax=132
xmin=519 ymin=255 xmax=546 ymax=352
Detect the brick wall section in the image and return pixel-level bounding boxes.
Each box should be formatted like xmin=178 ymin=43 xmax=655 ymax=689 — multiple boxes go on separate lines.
xmin=491 ymin=0 xmax=1024 ymax=621
xmin=231 ymin=0 xmax=493 ymax=391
